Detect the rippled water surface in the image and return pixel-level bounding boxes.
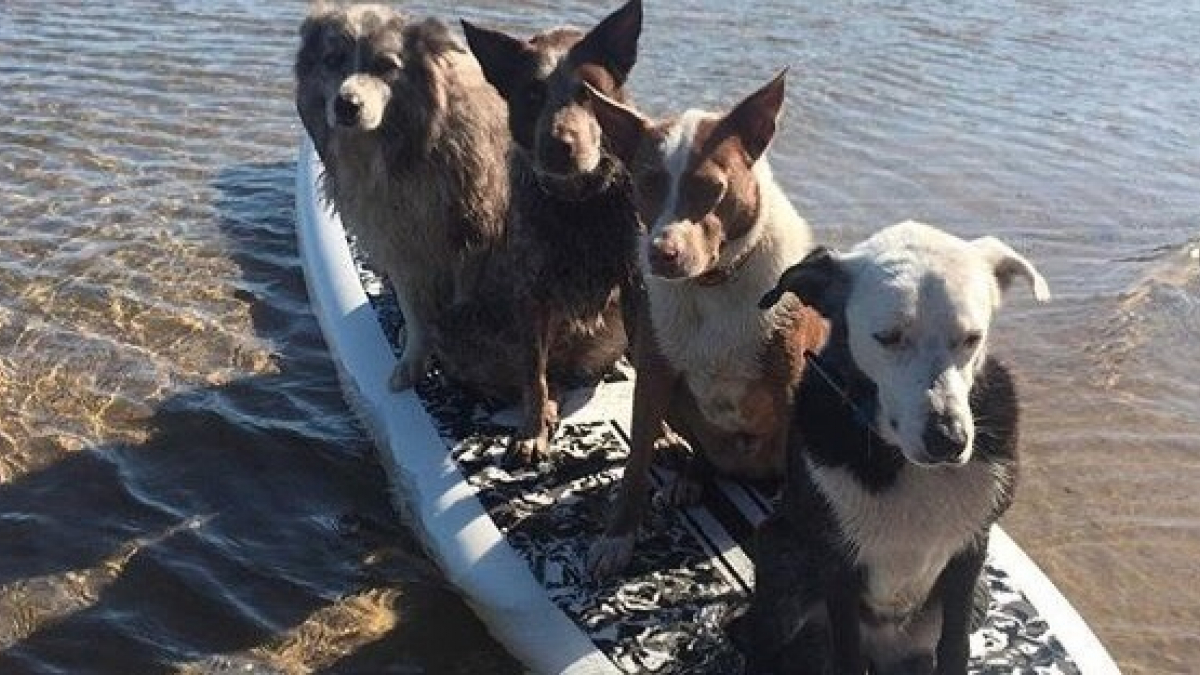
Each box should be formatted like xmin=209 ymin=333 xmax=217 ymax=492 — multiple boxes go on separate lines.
xmin=1 ymin=1 xmax=1197 ymax=673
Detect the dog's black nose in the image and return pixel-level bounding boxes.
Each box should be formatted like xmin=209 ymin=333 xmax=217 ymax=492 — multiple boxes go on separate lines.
xmin=922 ymin=415 xmax=968 ymax=463
xmin=334 ymin=93 xmax=361 ymax=126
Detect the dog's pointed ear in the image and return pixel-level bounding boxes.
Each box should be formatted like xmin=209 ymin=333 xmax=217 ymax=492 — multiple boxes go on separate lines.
xmin=714 ymin=68 xmax=788 ymax=164
xmin=585 ymin=82 xmax=649 ymax=164
xmin=461 ymin=20 xmax=533 ymax=98
xmin=760 ymin=246 xmax=847 ymax=317
xmin=970 ymin=236 xmax=1051 ymax=302
xmin=572 ymin=0 xmax=643 ymax=85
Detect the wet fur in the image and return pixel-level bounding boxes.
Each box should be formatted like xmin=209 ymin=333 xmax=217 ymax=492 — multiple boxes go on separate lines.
xmin=446 ymin=1 xmax=644 ymax=464
xmin=294 ymin=4 xmax=510 ymax=390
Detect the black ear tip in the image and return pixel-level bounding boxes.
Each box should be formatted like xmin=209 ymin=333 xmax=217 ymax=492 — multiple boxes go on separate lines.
xmin=803 ymin=245 xmax=833 ymax=263
xmin=460 ymin=19 xmax=485 ymax=39
xmin=759 ymin=287 xmax=784 ymax=310
xmin=619 ymin=0 xmax=643 ymax=17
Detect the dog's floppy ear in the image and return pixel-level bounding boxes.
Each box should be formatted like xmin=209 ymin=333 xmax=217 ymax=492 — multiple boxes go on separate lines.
xmin=759 ymin=246 xmax=847 ymax=317
xmin=970 ymin=236 xmax=1051 ymax=302
xmin=406 ymin=18 xmax=464 ymax=58
xmin=461 ymin=20 xmax=533 ymax=98
xmin=572 ymin=0 xmax=643 ymax=85
xmin=713 ymin=68 xmax=788 ymax=164
xmin=585 ymin=82 xmax=649 ymax=164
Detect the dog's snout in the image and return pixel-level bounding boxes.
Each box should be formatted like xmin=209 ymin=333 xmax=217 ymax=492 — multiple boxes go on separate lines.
xmin=552 ymin=121 xmax=581 ymax=154
xmin=650 ymin=237 xmax=680 ymax=264
xmin=921 ymin=413 xmax=969 ymax=463
xmin=334 ymin=92 xmax=362 ymax=126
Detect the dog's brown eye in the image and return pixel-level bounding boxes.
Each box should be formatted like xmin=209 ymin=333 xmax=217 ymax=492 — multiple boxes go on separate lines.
xmin=874 ymin=330 xmax=904 ymax=349
xmin=960 ymin=331 xmax=983 ymax=350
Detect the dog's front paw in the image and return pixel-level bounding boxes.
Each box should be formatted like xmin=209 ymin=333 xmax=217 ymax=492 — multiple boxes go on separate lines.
xmin=587 ymin=534 xmax=635 ymax=579
xmin=505 ymin=432 xmax=551 ymax=467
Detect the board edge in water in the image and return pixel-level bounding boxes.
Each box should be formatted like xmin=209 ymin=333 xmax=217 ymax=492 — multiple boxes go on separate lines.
xmin=294 ymin=138 xmax=621 ymax=675
xmin=293 ymin=139 xmax=1121 ymax=675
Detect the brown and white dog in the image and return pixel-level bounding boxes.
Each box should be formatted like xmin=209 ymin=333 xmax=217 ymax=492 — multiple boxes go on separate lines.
xmin=585 ymin=72 xmax=827 ymax=577
xmin=295 ymin=4 xmax=510 ymax=391
xmin=440 ymin=1 xmax=644 ymax=464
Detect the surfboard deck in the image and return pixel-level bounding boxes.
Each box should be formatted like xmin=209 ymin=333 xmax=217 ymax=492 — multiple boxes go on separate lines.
xmin=295 ymin=141 xmax=1121 ymax=675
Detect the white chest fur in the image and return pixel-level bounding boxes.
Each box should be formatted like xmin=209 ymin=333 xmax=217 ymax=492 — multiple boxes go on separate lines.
xmin=808 ymin=456 xmax=1008 ymax=618
xmin=648 ymin=277 xmax=775 ymax=429
xmin=644 ymin=170 xmax=811 ymax=431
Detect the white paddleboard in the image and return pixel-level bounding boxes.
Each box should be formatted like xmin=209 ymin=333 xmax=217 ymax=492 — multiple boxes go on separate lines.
xmin=295 ymin=140 xmax=1121 ymax=675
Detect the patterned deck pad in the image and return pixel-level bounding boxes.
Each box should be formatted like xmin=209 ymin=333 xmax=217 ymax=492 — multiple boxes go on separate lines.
xmin=353 ymin=248 xmax=1080 ymax=674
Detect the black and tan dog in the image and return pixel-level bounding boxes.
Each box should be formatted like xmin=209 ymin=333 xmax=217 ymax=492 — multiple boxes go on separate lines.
xmin=438 ymin=0 xmax=644 ymax=464
xmin=738 ymin=221 xmax=1050 ymax=674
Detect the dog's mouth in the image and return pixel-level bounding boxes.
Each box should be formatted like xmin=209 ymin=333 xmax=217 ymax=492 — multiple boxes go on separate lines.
xmin=885 ymin=415 xmax=973 ymax=467
xmin=532 ymin=155 xmax=621 ymax=201
xmin=328 ymin=103 xmax=384 ymax=133
xmin=643 ymin=243 xmax=715 ymax=281
xmin=325 ymin=78 xmax=389 ymax=133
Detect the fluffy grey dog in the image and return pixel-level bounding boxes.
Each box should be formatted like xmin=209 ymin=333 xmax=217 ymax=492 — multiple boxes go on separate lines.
xmin=295 ymin=3 xmax=510 ymax=390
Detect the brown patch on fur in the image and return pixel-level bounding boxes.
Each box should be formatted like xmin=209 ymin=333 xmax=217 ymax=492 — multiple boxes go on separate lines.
xmin=586 ymin=72 xmax=821 ymax=579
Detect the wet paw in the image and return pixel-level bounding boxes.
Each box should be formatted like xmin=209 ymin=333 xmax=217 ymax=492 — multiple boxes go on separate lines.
xmin=505 ymin=432 xmax=551 ymax=467
xmin=587 ymin=534 xmax=635 ymax=579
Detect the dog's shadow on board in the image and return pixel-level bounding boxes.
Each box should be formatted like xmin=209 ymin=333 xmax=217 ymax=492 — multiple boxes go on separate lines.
xmin=0 ymin=162 xmax=519 ymax=674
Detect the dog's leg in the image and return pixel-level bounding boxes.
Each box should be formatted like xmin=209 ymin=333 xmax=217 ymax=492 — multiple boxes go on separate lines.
xmin=588 ymin=306 xmax=677 ymax=578
xmin=508 ymin=308 xmax=558 ymax=466
xmin=388 ymin=283 xmax=433 ymax=391
xmin=933 ymin=540 xmax=988 ymax=675
xmin=734 ymin=513 xmax=827 ymax=674
xmin=661 ymin=438 xmax=711 ymax=509
xmin=827 ymin=566 xmax=868 ymax=675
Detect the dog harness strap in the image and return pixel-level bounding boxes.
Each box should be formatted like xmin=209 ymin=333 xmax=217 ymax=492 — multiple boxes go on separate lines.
xmin=802 ymin=349 xmax=877 ymax=431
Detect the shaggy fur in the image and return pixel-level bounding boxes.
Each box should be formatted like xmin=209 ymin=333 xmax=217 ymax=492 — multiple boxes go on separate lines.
xmin=444 ymin=0 xmax=644 ymax=465
xmin=736 ymin=222 xmax=1050 ymax=674
xmin=295 ymin=4 xmax=510 ymax=390
xmin=584 ymin=73 xmax=826 ymax=578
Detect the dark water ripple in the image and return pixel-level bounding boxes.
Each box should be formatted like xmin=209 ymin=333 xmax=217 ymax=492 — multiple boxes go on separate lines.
xmin=2 ymin=0 xmax=1199 ymax=673
xmin=1 ymin=1 xmax=516 ymax=673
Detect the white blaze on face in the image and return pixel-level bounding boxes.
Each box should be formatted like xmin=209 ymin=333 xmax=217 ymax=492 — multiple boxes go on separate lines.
xmin=641 ymin=109 xmax=712 ymax=275
xmin=844 ymin=223 xmax=998 ymax=464
xmin=653 ymin=112 xmax=701 ymax=233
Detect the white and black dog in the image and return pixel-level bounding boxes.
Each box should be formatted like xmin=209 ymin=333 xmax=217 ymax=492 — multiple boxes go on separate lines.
xmin=740 ymin=221 xmax=1049 ymax=674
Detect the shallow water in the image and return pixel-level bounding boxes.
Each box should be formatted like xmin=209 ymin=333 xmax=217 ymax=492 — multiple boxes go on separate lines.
xmin=1 ymin=1 xmax=1197 ymax=673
